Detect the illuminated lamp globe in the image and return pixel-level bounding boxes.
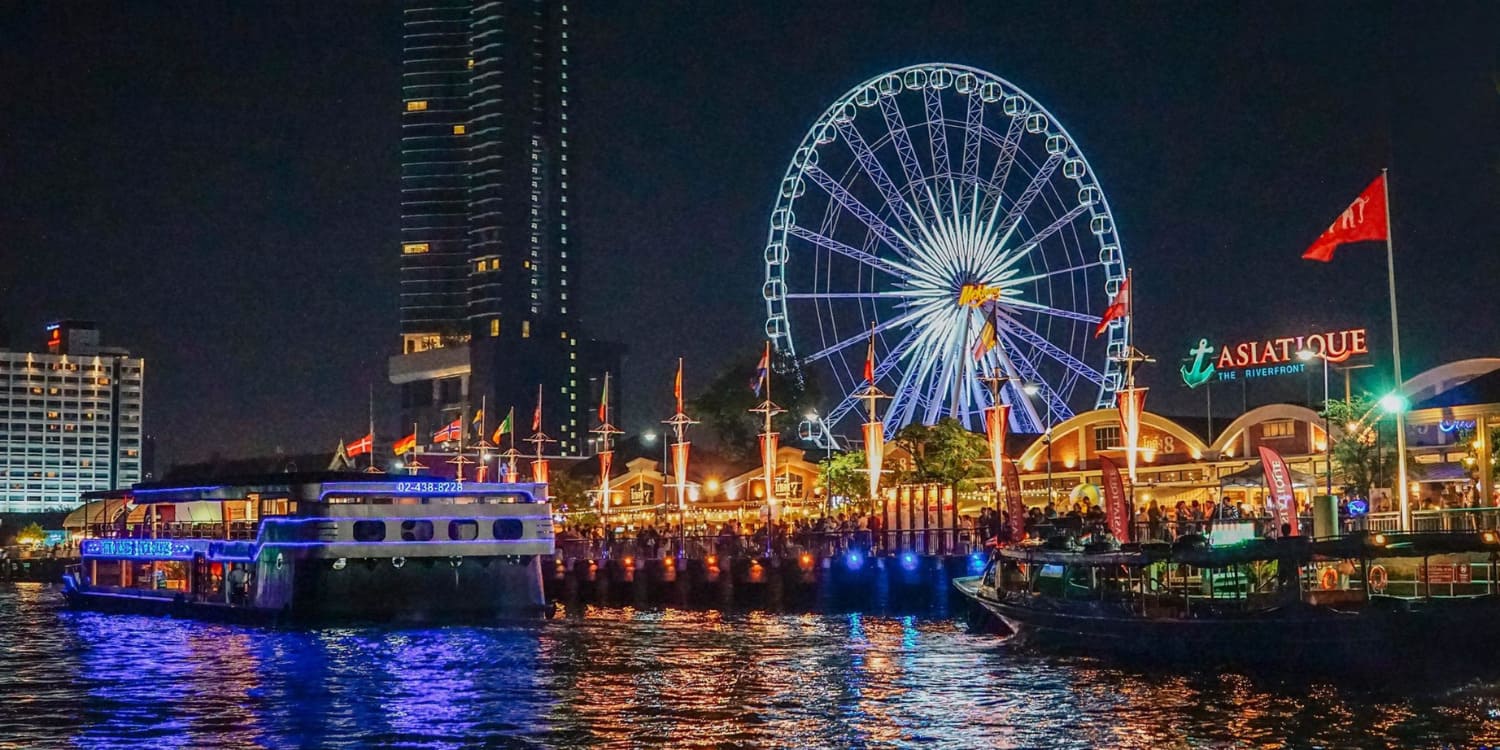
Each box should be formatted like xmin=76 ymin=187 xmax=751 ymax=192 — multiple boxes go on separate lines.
xmin=1379 ymin=393 xmax=1407 ymax=414
xmin=1296 ymin=349 xmax=1316 ymax=362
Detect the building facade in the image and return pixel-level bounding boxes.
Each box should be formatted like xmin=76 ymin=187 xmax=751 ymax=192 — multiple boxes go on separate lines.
xmin=0 ymin=322 xmax=143 ymax=511
xmin=394 ymin=0 xmax=591 ymax=454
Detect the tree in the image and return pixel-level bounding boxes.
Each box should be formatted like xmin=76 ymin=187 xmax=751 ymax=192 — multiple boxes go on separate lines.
xmin=550 ymin=471 xmax=597 ymax=527
xmin=818 ymin=450 xmax=869 ymax=506
xmin=1325 ymin=393 xmax=1423 ymax=499
xmin=690 ymin=352 xmax=821 ymax=462
xmin=892 ymin=418 xmax=988 ymax=492
xmin=16 ymin=522 xmax=45 ymax=546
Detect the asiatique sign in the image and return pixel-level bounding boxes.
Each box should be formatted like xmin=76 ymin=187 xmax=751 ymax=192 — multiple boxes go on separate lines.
xmin=1180 ymin=328 xmax=1369 ymax=388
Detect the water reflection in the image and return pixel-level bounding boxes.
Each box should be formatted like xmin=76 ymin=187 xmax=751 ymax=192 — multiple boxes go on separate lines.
xmin=0 ymin=584 xmax=1497 ymax=748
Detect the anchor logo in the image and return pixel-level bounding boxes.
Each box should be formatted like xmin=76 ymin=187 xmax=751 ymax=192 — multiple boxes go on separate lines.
xmin=1180 ymin=338 xmax=1215 ymax=389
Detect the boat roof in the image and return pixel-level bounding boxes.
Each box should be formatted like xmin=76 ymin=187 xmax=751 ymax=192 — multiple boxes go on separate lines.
xmin=998 ymin=532 xmax=1500 ymax=567
xmin=107 ymin=472 xmax=548 ymax=504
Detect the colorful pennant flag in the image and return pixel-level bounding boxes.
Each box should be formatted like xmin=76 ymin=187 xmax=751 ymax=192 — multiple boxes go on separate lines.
xmin=393 ymin=431 xmax=417 ymax=456
xmin=972 ymin=319 xmax=998 ymax=360
xmin=674 ymin=358 xmax=685 ymax=414
xmin=346 ymin=432 xmax=373 ymax=458
xmin=492 ymin=407 xmax=513 ymax=444
xmin=531 ymin=385 xmax=543 ymax=433
xmin=751 ymin=343 xmax=770 ymax=396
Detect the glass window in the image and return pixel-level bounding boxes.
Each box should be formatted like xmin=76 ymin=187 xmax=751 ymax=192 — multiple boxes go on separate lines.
xmin=493 ymin=518 xmax=524 ymax=540
xmin=400 ymin=520 xmax=434 ymax=542
xmin=1263 ymin=420 xmax=1295 ymax=439
xmin=406 ymin=100 xmax=428 ymax=112
xmin=1093 ymin=426 xmax=1120 ymax=452
xmin=352 ymin=520 xmax=386 ymax=542
xmin=448 ymin=520 xmax=479 ymax=541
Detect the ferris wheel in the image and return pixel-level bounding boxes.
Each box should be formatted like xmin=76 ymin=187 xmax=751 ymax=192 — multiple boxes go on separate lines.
xmin=763 ymin=63 xmax=1128 ymax=437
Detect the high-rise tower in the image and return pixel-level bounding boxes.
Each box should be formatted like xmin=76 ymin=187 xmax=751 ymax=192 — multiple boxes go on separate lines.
xmin=392 ymin=1 xmax=591 ymax=456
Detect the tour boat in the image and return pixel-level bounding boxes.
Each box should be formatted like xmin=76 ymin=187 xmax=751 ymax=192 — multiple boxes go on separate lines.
xmin=953 ymin=531 xmax=1500 ymax=668
xmin=62 ymin=473 xmax=554 ymax=622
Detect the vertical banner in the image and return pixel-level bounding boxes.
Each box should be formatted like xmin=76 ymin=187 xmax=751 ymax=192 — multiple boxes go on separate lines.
xmin=1099 ymin=456 xmax=1130 ymax=540
xmin=1116 ymin=387 xmax=1148 ymax=483
xmin=1258 ymin=445 xmax=1299 ymax=536
xmin=598 ymin=451 xmax=614 ymax=513
xmin=532 ymin=459 xmax=549 ymax=485
xmin=985 ymin=404 xmax=1010 ymax=506
xmin=760 ymin=433 xmax=779 ymax=522
xmin=1003 ymin=458 xmax=1026 ymax=541
xmin=863 ymin=421 xmax=885 ymax=502
xmin=671 ymin=441 xmax=691 ymax=511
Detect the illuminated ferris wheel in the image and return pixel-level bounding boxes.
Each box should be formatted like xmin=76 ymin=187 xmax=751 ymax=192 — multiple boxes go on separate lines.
xmin=762 ymin=63 xmax=1128 ymax=437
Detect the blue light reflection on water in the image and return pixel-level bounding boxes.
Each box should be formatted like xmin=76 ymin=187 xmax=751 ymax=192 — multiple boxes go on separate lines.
xmin=3 ymin=583 xmax=1500 ymax=748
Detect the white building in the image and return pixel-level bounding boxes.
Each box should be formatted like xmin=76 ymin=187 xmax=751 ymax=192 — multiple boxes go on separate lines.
xmin=0 ymin=321 xmax=143 ymax=511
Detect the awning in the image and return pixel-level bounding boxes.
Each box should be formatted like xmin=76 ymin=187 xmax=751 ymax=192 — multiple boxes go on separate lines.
xmin=1218 ymin=462 xmax=1319 ymax=489
xmin=62 ymin=498 xmax=131 ymax=530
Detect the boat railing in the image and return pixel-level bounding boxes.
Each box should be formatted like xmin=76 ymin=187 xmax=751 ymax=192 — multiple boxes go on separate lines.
xmin=551 ymin=529 xmax=952 ymax=562
xmin=1361 ymin=507 xmax=1500 ymax=533
xmin=84 ymin=521 xmax=259 ymax=541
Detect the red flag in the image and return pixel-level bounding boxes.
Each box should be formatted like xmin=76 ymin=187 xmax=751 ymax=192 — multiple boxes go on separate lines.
xmin=1301 ymin=174 xmax=1388 ymax=262
xmin=863 ymin=332 xmax=876 ymax=384
xmin=531 ymin=385 xmax=543 ymax=432
xmin=1093 ymin=277 xmax=1130 ymax=338
xmin=432 ymin=417 xmax=461 ymax=443
xmin=392 ymin=431 xmax=417 ymax=456
xmin=1099 ymin=456 xmax=1130 ymax=540
xmin=1258 ymin=445 xmax=1300 ymax=536
xmin=346 ymin=432 xmax=373 ymax=457
xmin=598 ymin=372 xmax=611 ymax=424
xmin=674 ymin=358 xmax=684 ymax=414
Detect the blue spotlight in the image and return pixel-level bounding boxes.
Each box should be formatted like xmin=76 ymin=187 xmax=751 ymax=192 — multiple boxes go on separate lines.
xmin=845 ymin=551 xmax=864 ymax=570
xmin=968 ymin=552 xmax=986 ymax=572
xmin=900 ymin=552 xmax=919 ymax=571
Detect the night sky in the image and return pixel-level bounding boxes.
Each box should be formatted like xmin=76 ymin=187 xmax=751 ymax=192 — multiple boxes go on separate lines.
xmin=3 ymin=2 xmax=1496 ymax=471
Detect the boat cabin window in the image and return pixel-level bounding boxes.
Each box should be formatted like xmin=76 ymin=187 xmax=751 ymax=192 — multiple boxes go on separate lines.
xmin=352 ymin=520 xmax=386 ymax=542
xmin=258 ymin=498 xmax=297 ymax=517
xmin=400 ymin=520 xmax=435 ymax=542
xmin=448 ymin=520 xmax=479 ymax=541
xmin=322 ymin=493 xmax=536 ymax=505
xmin=493 ymin=518 xmax=524 ymax=540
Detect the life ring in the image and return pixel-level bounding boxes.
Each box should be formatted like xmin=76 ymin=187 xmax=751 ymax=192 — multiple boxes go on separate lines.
xmin=1368 ymin=564 xmax=1388 ymax=593
xmin=1319 ymin=566 xmax=1339 ymax=590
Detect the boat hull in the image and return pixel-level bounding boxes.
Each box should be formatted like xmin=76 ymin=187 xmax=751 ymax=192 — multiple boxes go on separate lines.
xmin=64 ymin=554 xmax=549 ymax=624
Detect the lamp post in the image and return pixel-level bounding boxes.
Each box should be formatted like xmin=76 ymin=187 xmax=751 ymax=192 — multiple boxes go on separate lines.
xmin=1022 ymin=383 xmax=1052 ymax=507
xmin=1297 ymin=349 xmax=1334 ymax=500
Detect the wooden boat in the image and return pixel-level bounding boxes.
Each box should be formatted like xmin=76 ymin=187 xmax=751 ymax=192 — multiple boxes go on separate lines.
xmin=954 ymin=531 xmax=1500 ymax=668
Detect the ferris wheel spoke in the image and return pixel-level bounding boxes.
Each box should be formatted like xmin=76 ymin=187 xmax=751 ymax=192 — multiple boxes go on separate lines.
xmin=823 ymin=327 xmax=920 ymax=428
xmin=983 ymin=201 xmax=1094 ymax=276
xmin=1004 ymin=260 xmax=1103 ymax=287
xmin=990 ymin=152 xmax=1065 ymax=248
xmin=959 ymin=91 xmax=984 ymax=207
xmin=993 ymin=330 xmax=1071 ymax=426
xmin=979 ymin=114 xmax=1027 ymax=218
xmin=803 ymin=307 xmax=923 ymax=364
xmin=1000 ymin=298 xmax=1102 ymax=324
xmin=834 ymin=120 xmax=923 ymax=237
xmin=994 ymin=311 xmax=1106 ymax=387
xmin=803 ymin=164 xmax=919 ymax=260
xmin=878 ymin=96 xmax=931 ymax=220
xmin=786 ymin=225 xmax=912 ymax=279
xmin=784 ymin=290 xmax=920 ymax=300
xmin=923 ymin=88 xmax=951 ymax=203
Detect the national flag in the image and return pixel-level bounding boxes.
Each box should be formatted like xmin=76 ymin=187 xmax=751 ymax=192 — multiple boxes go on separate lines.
xmin=432 ymin=417 xmax=462 ymax=443
xmin=346 ymin=432 xmax=373 ymax=457
xmin=492 ymin=408 xmax=513 ymax=444
xmin=1301 ymin=174 xmax=1388 ymax=263
xmin=531 ymin=385 xmax=543 ymax=433
xmin=472 ymin=409 xmax=484 ymax=428
xmin=1093 ymin=277 xmax=1130 ymax=338
xmin=674 ymin=358 xmax=684 ymax=414
xmin=751 ymin=343 xmax=770 ymax=396
xmin=393 ymin=431 xmax=417 ymax=456
xmin=598 ymin=372 xmax=611 ymax=423
xmin=972 ymin=319 xmax=998 ymax=360
xmin=863 ymin=330 xmax=877 ymax=383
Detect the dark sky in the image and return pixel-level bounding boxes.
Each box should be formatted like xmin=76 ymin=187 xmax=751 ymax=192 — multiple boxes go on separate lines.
xmin=3 ymin=2 xmax=1496 ymax=470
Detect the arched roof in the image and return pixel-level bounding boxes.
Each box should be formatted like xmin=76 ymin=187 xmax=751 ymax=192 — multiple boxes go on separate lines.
xmin=1016 ymin=409 xmax=1210 ymax=467
xmin=1401 ymin=358 xmax=1500 ymax=403
xmin=1209 ymin=403 xmax=1325 ymax=454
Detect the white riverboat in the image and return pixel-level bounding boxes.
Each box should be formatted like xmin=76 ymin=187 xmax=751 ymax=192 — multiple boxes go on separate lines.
xmin=62 ymin=473 xmax=553 ymax=621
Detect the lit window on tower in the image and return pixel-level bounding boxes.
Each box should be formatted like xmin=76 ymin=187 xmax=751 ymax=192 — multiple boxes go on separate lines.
xmin=490 ymin=319 xmax=499 ymax=337
xmin=406 ymin=100 xmax=428 ymax=112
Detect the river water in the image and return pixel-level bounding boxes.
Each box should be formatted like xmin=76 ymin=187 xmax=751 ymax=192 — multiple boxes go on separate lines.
xmin=2 ymin=583 xmax=1498 ymax=749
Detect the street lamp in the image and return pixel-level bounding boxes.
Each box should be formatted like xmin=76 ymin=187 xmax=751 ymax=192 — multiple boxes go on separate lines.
xmin=1298 ymin=348 xmax=1334 ymax=500
xmin=1022 ymin=383 xmax=1052 ymax=506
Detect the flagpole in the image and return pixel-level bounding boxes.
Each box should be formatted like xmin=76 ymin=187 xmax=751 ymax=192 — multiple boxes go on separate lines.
xmin=1382 ymin=168 xmax=1411 ymax=530
xmin=367 ymin=384 xmax=375 ymax=471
